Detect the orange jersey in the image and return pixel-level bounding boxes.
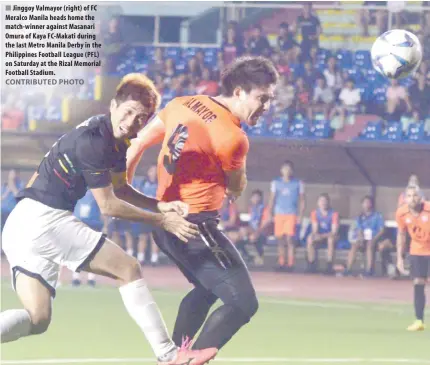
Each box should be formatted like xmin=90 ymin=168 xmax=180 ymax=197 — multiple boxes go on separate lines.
xmin=396 ymin=201 xmax=430 ymax=256
xmin=156 ymin=95 xmax=249 ymax=213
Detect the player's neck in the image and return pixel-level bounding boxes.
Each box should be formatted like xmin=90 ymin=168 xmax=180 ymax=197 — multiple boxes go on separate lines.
xmin=212 ymin=96 xmax=236 ymax=117
xmin=410 ymin=203 xmax=424 ymax=216
xmin=282 ymin=176 xmax=292 ymax=182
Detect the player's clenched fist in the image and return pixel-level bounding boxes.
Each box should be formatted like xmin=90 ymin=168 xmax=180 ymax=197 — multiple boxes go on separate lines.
xmin=160 ymin=212 xmax=199 ymax=242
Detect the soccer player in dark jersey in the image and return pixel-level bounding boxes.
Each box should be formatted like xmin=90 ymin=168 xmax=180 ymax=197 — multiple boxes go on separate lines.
xmin=0 ymin=74 xmax=217 ymax=365
xmin=127 ymin=57 xmax=279 ymax=354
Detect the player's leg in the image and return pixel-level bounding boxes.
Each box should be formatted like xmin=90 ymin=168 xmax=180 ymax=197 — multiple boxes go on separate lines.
xmin=365 ymin=239 xmax=376 ymax=275
xmin=306 ymin=234 xmax=318 ymax=272
xmin=345 ymin=240 xmax=361 ymax=274
xmin=274 ymin=215 xmax=286 ymax=268
xmin=124 ymin=229 xmax=135 ymax=258
xmin=407 ymin=255 xmax=428 ymax=331
xmin=325 ymin=235 xmax=336 ymax=274
xmin=191 ymin=225 xmax=258 ymax=350
xmin=285 ymin=215 xmax=297 ymax=270
xmin=137 ymin=233 xmax=148 ymax=264
xmin=1 ymin=272 xmax=52 ymax=343
xmin=0 ymin=199 xmax=57 ymax=343
xmin=150 ymin=233 xmax=160 ymax=265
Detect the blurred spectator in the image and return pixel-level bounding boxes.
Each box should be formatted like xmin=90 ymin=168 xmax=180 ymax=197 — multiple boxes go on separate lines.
xmin=185 ymin=56 xmax=203 ymax=79
xmin=295 ymin=77 xmax=313 ymax=120
xmin=345 ymin=196 xmax=394 ymax=277
xmin=277 ymin=22 xmax=300 ymax=58
xmin=148 ymin=47 xmax=165 ymax=76
xmin=154 ymin=73 xmax=165 ymax=92
xmin=294 ymin=3 xmax=321 ymax=60
xmin=420 ymin=10 xmax=430 ymax=36
xmin=302 ymin=60 xmax=322 ymax=88
xmin=386 ymin=79 xmax=412 ymax=121
xmin=408 ymin=74 xmax=430 ymax=120
xmin=1 ymin=170 xmax=24 ymax=232
xmin=196 ymin=68 xmax=219 ymax=96
xmin=268 ymin=161 xmax=305 ymax=271
xmin=357 ymin=1 xmax=388 ymax=37
xmin=330 ymin=78 xmax=361 ymax=126
xmin=323 ymin=56 xmax=343 ymax=94
xmin=1 ymin=94 xmax=25 ymax=131
xmin=246 ymin=189 xmax=269 ymax=266
xmin=274 ymin=74 xmax=295 ymax=119
xmin=397 ymin=174 xmax=425 ymax=207
xmin=101 ymin=16 xmax=125 ymax=74
xmin=274 ymin=51 xmax=292 ymax=77
xmin=222 ymin=25 xmax=245 ymax=65
xmin=195 ymin=50 xmax=206 ymax=70
xmin=306 ymin=193 xmax=339 ymax=275
xmin=246 ymin=25 xmax=272 ymax=57
xmin=312 ymin=77 xmax=334 ymax=120
xmin=162 ymin=58 xmax=177 ymax=83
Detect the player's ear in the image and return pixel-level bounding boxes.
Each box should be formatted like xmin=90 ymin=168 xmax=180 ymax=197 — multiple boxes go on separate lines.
xmin=233 ymin=87 xmax=245 ymax=101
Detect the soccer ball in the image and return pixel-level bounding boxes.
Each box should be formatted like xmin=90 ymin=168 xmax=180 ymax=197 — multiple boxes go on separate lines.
xmin=371 ymin=29 xmax=422 ymax=79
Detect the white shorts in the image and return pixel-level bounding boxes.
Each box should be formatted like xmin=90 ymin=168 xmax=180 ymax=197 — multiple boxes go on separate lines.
xmin=2 ymin=198 xmax=105 ymax=297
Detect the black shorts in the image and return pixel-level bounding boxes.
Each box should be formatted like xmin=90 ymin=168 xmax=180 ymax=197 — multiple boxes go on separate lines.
xmin=410 ymin=255 xmax=430 ymax=279
xmin=153 ymin=211 xmax=252 ymax=291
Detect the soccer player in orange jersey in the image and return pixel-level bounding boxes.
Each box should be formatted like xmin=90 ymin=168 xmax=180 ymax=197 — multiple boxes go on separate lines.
xmin=396 ymin=185 xmax=430 ymax=331
xmin=127 ymin=56 xmax=279 ymax=353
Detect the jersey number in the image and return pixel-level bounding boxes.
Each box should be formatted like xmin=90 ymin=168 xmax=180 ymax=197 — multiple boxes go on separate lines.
xmin=163 ymin=124 xmax=189 ymax=175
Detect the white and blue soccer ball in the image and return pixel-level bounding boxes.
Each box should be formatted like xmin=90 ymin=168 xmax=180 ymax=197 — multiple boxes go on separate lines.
xmin=371 ymin=29 xmax=422 ymax=79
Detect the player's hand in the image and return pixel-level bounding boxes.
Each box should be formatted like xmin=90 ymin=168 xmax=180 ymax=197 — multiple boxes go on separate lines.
xmin=158 ymin=201 xmax=189 ymax=217
xmin=160 ymin=212 xmax=199 ymax=242
xmin=226 ymin=188 xmax=241 ymax=203
xmin=396 ymin=257 xmax=409 ymax=276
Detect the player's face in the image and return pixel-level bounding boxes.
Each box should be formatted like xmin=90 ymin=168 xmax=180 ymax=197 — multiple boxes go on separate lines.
xmin=318 ymin=196 xmax=329 ymax=210
xmin=362 ymin=198 xmax=372 ymax=213
xmin=406 ymin=188 xmax=422 ymax=210
xmin=240 ymin=85 xmax=276 ymax=126
xmin=281 ymin=164 xmax=293 ymax=178
xmin=110 ymin=99 xmax=152 ymax=140
xmin=147 ymin=165 xmax=157 ymax=182
xmin=251 ymin=193 xmax=262 ymax=205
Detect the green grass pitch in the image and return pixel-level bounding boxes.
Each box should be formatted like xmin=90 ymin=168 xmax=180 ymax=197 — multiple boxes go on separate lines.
xmin=1 ymin=283 xmax=429 ymax=365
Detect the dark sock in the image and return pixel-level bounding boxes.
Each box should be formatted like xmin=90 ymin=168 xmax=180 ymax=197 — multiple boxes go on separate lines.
xmin=172 ymin=287 xmax=218 ymax=346
xmin=380 ymin=249 xmax=391 ymax=275
xmin=414 ymin=284 xmax=426 ymax=321
xmin=255 ymin=236 xmax=265 ymax=257
xmin=326 ymin=261 xmax=333 ymax=271
xmin=236 ymin=240 xmax=251 ymax=260
xmin=192 ymin=304 xmax=249 ymax=350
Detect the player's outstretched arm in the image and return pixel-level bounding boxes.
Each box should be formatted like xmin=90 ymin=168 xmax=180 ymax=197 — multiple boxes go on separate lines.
xmin=126 ymin=116 xmax=166 ymax=184
xmin=91 ymin=184 xmax=198 ymax=242
xmin=112 ymin=172 xmax=189 ymax=217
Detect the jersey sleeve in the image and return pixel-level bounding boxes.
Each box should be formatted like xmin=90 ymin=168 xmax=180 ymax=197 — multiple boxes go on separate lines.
xmin=332 ymin=211 xmax=339 ymax=226
xmin=270 ymin=180 xmax=277 ymax=193
xmin=76 ymin=132 xmax=112 ymax=189
xmin=310 ymin=210 xmax=317 ymax=224
xmin=299 ymin=180 xmax=305 ymax=194
xmin=377 ymin=213 xmax=385 ymax=231
xmin=395 ymin=209 xmax=407 ymax=233
xmin=217 ymin=133 xmax=249 ymax=171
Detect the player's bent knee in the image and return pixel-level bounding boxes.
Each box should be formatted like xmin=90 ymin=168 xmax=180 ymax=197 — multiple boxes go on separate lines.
xmin=120 ymin=256 xmax=142 ymax=284
xmin=28 ymin=309 xmax=51 ymax=335
xmin=235 ymin=291 xmax=259 ymax=321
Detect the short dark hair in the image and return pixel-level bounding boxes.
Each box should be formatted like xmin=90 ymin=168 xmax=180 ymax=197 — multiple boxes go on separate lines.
xmin=282 ymin=160 xmax=294 ymax=168
xmin=114 ymin=73 xmax=160 ymax=112
xmin=319 ymin=193 xmax=330 ymax=200
xmin=280 ymin=22 xmax=289 ymax=29
xmin=362 ymin=195 xmax=374 ymax=206
xmin=251 ymin=189 xmax=263 ymax=199
xmin=220 ymin=56 xmax=279 ymax=97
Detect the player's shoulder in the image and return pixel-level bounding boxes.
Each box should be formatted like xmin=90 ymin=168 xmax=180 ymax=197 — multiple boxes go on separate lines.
xmin=423 ymin=201 xmax=430 ymax=212
xmin=396 ymin=204 xmax=409 ymax=218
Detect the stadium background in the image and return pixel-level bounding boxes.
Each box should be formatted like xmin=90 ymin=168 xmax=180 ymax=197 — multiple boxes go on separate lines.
xmin=1 ymin=2 xmax=430 ymax=364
